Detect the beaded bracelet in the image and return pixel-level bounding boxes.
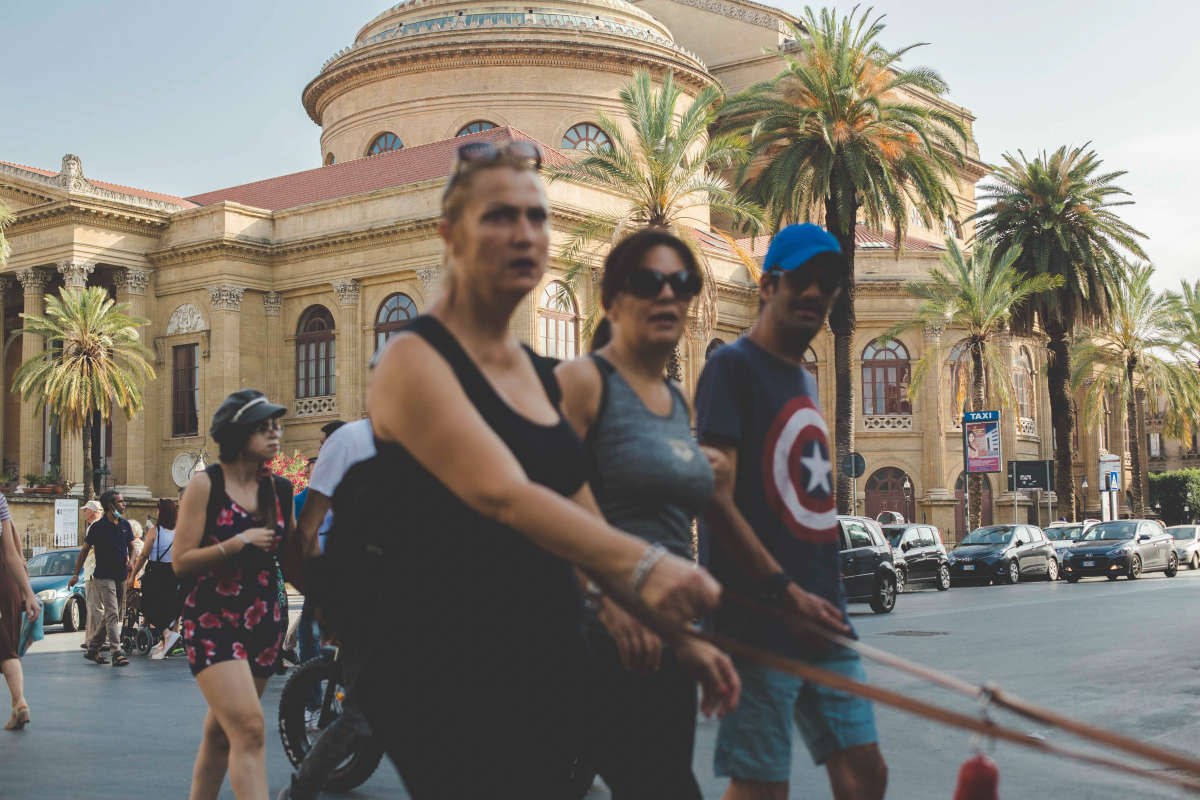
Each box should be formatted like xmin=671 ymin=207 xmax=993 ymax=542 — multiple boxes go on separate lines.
xmin=630 ymin=543 xmax=668 ymax=597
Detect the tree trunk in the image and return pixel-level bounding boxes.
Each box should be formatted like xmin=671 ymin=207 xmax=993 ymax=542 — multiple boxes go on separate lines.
xmin=968 ymin=342 xmax=986 ymax=532
xmin=1125 ymin=359 xmax=1143 ymax=516
xmin=826 ymin=200 xmax=858 ymax=515
xmin=82 ymin=416 xmax=94 ymax=501
xmin=1045 ymin=324 xmax=1077 ymax=520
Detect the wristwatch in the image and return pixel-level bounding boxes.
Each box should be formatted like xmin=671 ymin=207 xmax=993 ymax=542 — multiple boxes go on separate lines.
xmin=759 ymin=572 xmax=795 ymax=606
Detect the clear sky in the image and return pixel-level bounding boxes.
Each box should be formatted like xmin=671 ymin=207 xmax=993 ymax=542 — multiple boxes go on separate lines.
xmin=4 ymin=0 xmax=1194 ymax=289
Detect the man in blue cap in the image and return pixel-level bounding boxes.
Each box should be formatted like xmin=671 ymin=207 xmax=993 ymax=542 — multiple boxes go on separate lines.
xmin=696 ymin=223 xmax=887 ymax=799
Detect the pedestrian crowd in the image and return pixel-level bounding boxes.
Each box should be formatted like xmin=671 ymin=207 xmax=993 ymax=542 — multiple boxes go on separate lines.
xmin=0 ymin=140 xmax=888 ymax=800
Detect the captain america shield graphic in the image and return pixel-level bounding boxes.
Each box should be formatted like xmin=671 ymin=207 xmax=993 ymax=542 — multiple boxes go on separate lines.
xmin=761 ymin=395 xmax=838 ymax=543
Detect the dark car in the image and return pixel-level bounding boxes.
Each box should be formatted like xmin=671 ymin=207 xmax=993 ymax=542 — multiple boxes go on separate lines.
xmin=1042 ymin=520 xmax=1098 ymax=569
xmin=27 ymin=548 xmax=88 ymax=631
xmin=1062 ymin=519 xmax=1179 ymax=582
xmin=837 ymin=516 xmax=901 ymax=613
xmin=882 ymin=524 xmax=951 ymax=592
xmin=947 ymin=524 xmax=1059 ymax=585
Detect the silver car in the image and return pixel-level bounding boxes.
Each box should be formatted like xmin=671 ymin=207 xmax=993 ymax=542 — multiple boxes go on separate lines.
xmin=1043 ymin=520 xmax=1098 ymax=567
xmin=1167 ymin=525 xmax=1200 ymax=570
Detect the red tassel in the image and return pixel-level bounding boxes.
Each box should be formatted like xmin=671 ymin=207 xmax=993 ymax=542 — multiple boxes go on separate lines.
xmin=953 ymin=753 xmax=999 ymax=800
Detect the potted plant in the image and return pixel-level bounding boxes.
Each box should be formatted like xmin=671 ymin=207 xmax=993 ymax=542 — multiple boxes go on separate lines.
xmin=0 ymin=471 xmax=18 ymax=492
xmin=45 ymin=464 xmax=67 ymax=495
xmin=21 ymin=473 xmax=42 ymax=493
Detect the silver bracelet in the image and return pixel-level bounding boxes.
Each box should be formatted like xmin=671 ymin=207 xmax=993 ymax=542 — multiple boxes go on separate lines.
xmin=236 ymin=532 xmax=250 ymax=548
xmin=630 ymin=543 xmax=668 ymax=598
xmin=216 ymin=541 xmax=228 ymax=558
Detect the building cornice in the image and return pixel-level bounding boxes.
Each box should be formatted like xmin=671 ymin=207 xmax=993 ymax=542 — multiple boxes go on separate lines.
xmin=0 ymin=155 xmax=190 ymax=214
xmin=646 ymin=0 xmax=794 ymax=32
xmin=303 ymin=40 xmax=713 ymax=124
xmin=6 ymin=200 xmax=172 ymax=238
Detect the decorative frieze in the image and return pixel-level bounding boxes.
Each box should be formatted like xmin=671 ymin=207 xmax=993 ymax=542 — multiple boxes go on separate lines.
xmin=656 ymin=0 xmax=788 ymax=31
xmin=113 ymin=267 xmax=152 ymax=296
xmin=208 ymin=285 xmax=245 ymax=312
xmin=294 ymin=395 xmax=338 ymax=417
xmin=15 ymin=268 xmax=51 ymax=294
xmin=921 ymin=324 xmax=945 ymax=340
xmin=263 ymin=291 xmax=282 ymax=317
xmin=1018 ymin=417 xmax=1038 ymax=439
xmin=57 ymin=259 xmax=96 ymax=288
xmin=166 ymin=303 xmax=207 ymax=335
xmin=863 ymin=414 xmax=914 ymax=432
xmin=332 ymin=279 xmax=361 ymax=306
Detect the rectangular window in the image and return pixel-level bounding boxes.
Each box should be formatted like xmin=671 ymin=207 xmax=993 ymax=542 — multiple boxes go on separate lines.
xmin=172 ymin=344 xmax=199 ymax=436
xmin=1148 ymin=432 xmax=1162 ymax=458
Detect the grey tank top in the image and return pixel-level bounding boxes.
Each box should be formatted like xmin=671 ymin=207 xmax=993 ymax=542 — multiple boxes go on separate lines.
xmin=586 ymin=354 xmax=714 ymax=558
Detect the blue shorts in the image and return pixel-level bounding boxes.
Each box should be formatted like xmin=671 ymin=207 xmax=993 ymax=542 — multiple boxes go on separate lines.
xmin=714 ymin=647 xmax=878 ymax=781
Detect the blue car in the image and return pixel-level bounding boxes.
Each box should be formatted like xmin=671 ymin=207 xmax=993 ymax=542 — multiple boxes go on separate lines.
xmin=27 ymin=549 xmax=88 ymax=632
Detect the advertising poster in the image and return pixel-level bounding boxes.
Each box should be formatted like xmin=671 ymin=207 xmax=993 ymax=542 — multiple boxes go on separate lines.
xmin=963 ymin=410 xmax=1001 ymax=474
xmin=54 ymin=499 xmax=79 ymax=547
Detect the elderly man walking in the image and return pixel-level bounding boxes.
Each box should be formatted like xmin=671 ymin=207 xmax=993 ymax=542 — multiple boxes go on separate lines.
xmin=68 ymin=492 xmax=134 ymax=667
xmin=75 ymin=501 xmax=103 ymax=650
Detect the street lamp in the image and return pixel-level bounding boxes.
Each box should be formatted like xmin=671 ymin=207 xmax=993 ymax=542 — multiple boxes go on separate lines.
xmin=902 ymin=476 xmax=912 ymax=522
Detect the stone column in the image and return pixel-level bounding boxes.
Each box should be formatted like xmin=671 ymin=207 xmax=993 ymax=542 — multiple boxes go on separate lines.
xmin=207 ymin=285 xmax=245 ymax=425
xmin=113 ymin=267 xmax=153 ymax=498
xmin=56 ymin=261 xmax=97 ymax=493
xmin=263 ymin=292 xmax=283 ymax=405
xmin=15 ymin=268 xmax=51 ymax=485
xmin=332 ymin=280 xmax=362 ymax=420
xmin=918 ymin=325 xmax=956 ymax=528
xmin=683 ymin=317 xmax=709 ymax=400
xmin=994 ymin=330 xmax=1026 ymax=522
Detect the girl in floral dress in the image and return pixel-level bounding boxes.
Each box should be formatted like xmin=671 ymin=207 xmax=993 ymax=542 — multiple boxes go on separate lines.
xmin=174 ymin=390 xmax=291 ymax=800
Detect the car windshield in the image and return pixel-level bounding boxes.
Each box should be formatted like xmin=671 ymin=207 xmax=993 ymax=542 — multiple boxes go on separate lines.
xmin=882 ymin=527 xmax=908 ymax=547
xmin=1045 ymin=525 xmax=1081 ymax=541
xmin=960 ymin=527 xmax=1014 ymax=546
xmin=1081 ymin=521 xmax=1137 ymax=541
xmin=1170 ymin=527 xmax=1196 ymax=541
xmin=26 ymin=551 xmax=77 ymax=577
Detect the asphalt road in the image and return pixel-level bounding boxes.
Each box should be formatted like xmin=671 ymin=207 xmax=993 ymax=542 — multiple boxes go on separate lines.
xmin=3 ymin=570 xmax=1198 ymax=799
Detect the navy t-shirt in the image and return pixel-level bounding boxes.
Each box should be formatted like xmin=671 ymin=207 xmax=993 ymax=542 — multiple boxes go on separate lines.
xmin=86 ymin=516 xmax=133 ymax=582
xmin=696 ymin=336 xmax=852 ymax=657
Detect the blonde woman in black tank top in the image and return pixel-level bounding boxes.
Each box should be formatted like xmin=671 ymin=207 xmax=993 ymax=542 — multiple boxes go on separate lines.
xmin=362 ymin=141 xmax=725 ymax=797
xmin=557 ymin=229 xmax=742 ymax=798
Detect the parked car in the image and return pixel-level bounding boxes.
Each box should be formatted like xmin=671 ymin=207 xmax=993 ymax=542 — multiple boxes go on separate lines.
xmin=947 ymin=524 xmax=1059 ymax=585
xmin=875 ymin=511 xmax=905 ymax=525
xmin=1042 ymin=520 xmax=1099 ymax=567
xmin=27 ymin=548 xmax=87 ymax=631
xmin=882 ymin=523 xmax=951 ymax=592
xmin=837 ymin=516 xmax=901 ymax=613
xmin=1062 ymin=520 xmax=1179 ymax=581
xmin=1166 ymin=525 xmax=1200 ymax=570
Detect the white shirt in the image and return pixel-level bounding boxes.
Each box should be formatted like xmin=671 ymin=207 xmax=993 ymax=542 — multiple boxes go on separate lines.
xmin=309 ymin=419 xmax=377 ymax=498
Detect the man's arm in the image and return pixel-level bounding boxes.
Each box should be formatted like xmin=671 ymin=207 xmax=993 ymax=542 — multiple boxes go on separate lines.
xmin=297 ymin=490 xmax=331 ymax=559
xmin=67 ymin=541 xmax=92 ymax=588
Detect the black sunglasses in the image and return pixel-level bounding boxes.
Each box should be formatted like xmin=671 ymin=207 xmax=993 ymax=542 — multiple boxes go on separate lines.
xmin=454 ymin=140 xmax=543 ymax=173
xmin=625 ymin=267 xmax=702 ymax=300
xmin=767 ymin=264 xmax=841 ymax=295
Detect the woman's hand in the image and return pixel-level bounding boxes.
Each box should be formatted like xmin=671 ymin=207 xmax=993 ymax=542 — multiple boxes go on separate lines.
xmin=701 ymin=445 xmax=734 ymax=498
xmin=673 ymin=636 xmax=740 ymax=718
xmin=636 ymin=553 xmax=721 ymax=628
xmin=597 ymin=596 xmax=662 ymax=673
xmin=237 ymin=527 xmax=278 ymax=552
xmin=23 ymin=592 xmax=40 ymax=621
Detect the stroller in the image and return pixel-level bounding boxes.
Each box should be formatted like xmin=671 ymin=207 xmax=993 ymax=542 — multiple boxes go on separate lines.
xmin=120 ymin=586 xmax=157 ymax=656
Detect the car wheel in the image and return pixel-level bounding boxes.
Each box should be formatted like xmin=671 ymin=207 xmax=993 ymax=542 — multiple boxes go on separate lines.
xmin=1128 ymin=554 xmax=1142 ymax=579
xmin=1165 ymin=553 xmax=1179 ymax=578
xmin=1190 ymin=552 xmax=1199 ymax=570
xmin=1066 ymin=574 xmax=1081 ymax=583
xmin=936 ymin=564 xmax=951 ymax=591
xmin=1046 ymin=557 xmax=1059 ymax=581
xmin=1004 ymin=560 xmax=1020 ymax=585
xmin=61 ymin=597 xmax=82 ymax=632
xmin=895 ymin=568 xmax=906 ymax=595
xmin=869 ymin=573 xmax=897 ymax=614
xmin=1107 ymin=574 xmax=1119 ymax=581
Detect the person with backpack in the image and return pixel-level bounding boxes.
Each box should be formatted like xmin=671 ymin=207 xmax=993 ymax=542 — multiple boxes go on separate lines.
xmin=130 ymin=498 xmax=183 ymax=659
xmin=173 ymin=390 xmax=294 ymax=800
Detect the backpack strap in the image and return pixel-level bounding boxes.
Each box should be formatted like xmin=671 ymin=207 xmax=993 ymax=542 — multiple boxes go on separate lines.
xmin=204 ymin=464 xmax=225 ymax=540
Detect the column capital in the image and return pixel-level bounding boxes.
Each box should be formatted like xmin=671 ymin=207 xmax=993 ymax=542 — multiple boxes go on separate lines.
xmin=15 ymin=267 xmax=52 ymax=294
xmin=416 ymin=267 xmax=441 ymax=294
xmin=263 ymin=291 xmax=282 ymax=317
xmin=208 ymin=284 xmax=245 ymax=312
xmin=331 ymin=279 xmax=361 ymax=307
xmin=113 ymin=267 xmax=152 ymax=296
xmin=57 ymin=259 xmax=96 ymax=289
xmin=921 ymin=324 xmax=945 ymax=341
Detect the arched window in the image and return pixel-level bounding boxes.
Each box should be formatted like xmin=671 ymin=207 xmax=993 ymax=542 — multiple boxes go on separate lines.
xmin=1015 ymin=347 xmax=1035 ymax=420
xmin=705 ymin=338 xmax=726 ymax=360
xmin=862 ymin=338 xmax=911 ymax=415
xmin=561 ymin=123 xmax=611 ymax=152
xmin=538 ymin=281 xmax=579 ymax=359
xmin=367 ymin=132 xmax=403 ymax=156
xmin=909 ymin=205 xmax=922 ymax=230
xmin=296 ymin=306 xmax=336 ymax=399
xmin=375 ymin=293 xmax=417 ymax=353
xmin=865 ymin=467 xmax=915 ymax=523
xmin=456 ymin=120 xmax=497 ymax=136
xmin=324 ymin=153 xmax=335 ymax=166
xmin=802 ymin=346 xmax=819 ymax=393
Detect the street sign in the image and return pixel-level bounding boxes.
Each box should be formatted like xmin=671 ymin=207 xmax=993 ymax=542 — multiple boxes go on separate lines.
xmin=54 ymin=499 xmax=79 ymax=547
xmin=841 ymin=452 xmax=866 ymax=479
xmin=962 ymin=410 xmax=1001 ymax=474
xmin=1007 ymin=460 xmax=1055 ymax=491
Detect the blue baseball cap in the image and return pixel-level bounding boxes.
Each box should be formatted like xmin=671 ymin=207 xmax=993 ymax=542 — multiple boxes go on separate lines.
xmin=762 ymin=223 xmax=842 ymax=273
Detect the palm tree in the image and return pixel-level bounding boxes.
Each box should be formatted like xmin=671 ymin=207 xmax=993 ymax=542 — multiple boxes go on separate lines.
xmin=544 ymin=69 xmax=764 ymax=346
xmin=970 ymin=144 xmax=1146 ymax=520
xmin=1071 ymin=263 xmax=1200 ymax=516
xmin=719 ymin=6 xmax=969 ymax=513
xmin=888 ymin=239 xmax=1062 ymax=531
xmin=12 ymin=286 xmax=155 ymax=499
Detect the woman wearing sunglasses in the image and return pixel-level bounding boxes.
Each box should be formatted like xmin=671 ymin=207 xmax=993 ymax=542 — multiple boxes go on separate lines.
xmin=360 ymin=140 xmax=723 ymax=797
xmin=556 ymin=229 xmax=740 ymax=798
xmin=173 ymin=390 xmax=293 ymax=800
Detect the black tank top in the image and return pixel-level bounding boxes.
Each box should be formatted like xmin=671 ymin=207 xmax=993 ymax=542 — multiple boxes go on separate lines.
xmin=348 ymin=315 xmax=588 ymax=686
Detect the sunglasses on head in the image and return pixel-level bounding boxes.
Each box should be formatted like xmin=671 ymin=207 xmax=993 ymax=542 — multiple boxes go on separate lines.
xmin=625 ymin=267 xmax=702 ymax=300
xmin=453 ymin=140 xmax=543 ymax=173
xmin=767 ymin=264 xmax=841 ymax=295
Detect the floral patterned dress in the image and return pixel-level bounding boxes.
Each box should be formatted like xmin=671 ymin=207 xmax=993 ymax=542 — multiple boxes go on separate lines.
xmin=181 ymin=489 xmax=285 ymax=678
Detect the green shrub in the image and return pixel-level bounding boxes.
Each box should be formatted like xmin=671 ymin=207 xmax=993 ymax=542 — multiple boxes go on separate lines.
xmin=1148 ymin=470 xmax=1200 ymax=525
